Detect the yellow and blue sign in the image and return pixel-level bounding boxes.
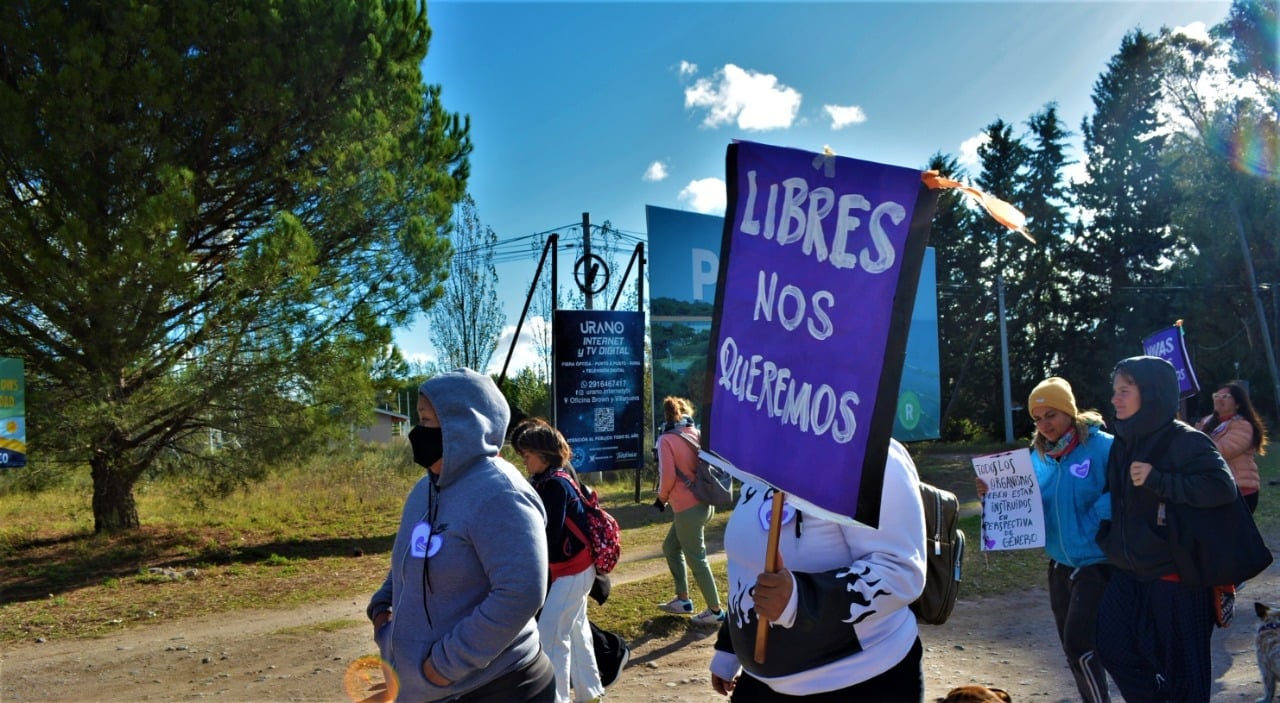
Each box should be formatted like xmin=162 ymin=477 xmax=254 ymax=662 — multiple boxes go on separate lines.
xmin=0 ymin=358 xmax=26 ymax=468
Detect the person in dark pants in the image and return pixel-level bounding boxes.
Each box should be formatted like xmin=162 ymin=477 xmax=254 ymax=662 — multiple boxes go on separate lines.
xmin=978 ymin=377 xmax=1114 ymax=702
xmin=1095 ymin=356 xmax=1238 ymax=702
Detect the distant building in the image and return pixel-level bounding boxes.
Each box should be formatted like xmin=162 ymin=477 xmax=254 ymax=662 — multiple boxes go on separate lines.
xmin=358 ymin=408 xmax=410 ymax=444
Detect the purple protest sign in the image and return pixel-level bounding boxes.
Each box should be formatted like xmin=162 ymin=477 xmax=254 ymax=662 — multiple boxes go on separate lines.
xmin=702 ymin=141 xmax=936 ymax=527
xmin=1141 ymin=324 xmax=1200 ymax=398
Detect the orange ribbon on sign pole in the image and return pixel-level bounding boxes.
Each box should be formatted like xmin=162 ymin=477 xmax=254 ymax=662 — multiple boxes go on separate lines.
xmin=921 ymin=170 xmax=1035 ymax=244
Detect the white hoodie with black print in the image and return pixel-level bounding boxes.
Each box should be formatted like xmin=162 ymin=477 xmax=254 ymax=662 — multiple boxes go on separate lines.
xmin=710 ymin=438 xmax=927 ymax=695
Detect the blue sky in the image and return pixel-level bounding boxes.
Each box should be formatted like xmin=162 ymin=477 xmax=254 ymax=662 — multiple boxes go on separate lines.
xmin=394 ymin=0 xmax=1232 ymax=374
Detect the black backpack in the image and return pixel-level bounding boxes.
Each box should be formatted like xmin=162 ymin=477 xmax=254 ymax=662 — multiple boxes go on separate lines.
xmin=911 ymin=481 xmax=964 ymax=625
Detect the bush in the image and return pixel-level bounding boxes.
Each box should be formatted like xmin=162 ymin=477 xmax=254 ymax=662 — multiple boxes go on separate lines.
xmin=942 ymin=416 xmax=994 ymax=443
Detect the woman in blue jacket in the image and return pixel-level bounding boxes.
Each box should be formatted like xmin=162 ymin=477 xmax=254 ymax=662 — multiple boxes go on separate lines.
xmin=978 ymin=377 xmax=1113 ymax=703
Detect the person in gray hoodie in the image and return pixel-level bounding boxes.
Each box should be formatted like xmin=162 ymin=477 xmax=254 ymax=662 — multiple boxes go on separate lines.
xmin=368 ymin=368 xmax=555 ymax=702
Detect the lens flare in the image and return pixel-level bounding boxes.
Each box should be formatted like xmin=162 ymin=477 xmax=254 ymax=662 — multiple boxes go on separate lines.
xmin=1208 ymin=110 xmax=1280 ymax=181
xmin=343 ymin=655 xmax=398 ymax=703
xmin=1228 ymin=118 xmax=1280 ymax=180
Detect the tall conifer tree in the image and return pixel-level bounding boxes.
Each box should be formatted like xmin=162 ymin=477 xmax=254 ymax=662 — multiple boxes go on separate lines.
xmin=0 ymin=1 xmax=470 ymax=531
xmin=1073 ymin=30 xmax=1175 ymax=383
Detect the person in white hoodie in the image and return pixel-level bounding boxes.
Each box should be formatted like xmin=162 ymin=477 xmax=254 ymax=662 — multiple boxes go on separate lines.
xmin=708 ymin=439 xmax=927 ymax=701
xmin=367 ymin=368 xmax=555 ymax=702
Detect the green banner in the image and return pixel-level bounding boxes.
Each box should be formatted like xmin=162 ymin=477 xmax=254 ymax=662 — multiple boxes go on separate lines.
xmin=0 ymin=358 xmax=26 ymax=468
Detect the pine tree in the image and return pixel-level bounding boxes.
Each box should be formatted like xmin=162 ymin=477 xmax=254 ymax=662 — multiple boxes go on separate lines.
xmin=1019 ymin=104 xmax=1076 ymax=399
xmin=926 ymin=152 xmax=992 ymax=439
xmin=0 ymin=1 xmax=470 ymax=531
xmin=975 ymin=119 xmax=1030 ymax=438
xmin=1072 ymin=30 xmax=1175 ymax=388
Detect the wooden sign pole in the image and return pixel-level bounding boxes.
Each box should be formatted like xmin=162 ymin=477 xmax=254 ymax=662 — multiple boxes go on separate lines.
xmin=753 ymin=491 xmax=786 ymax=663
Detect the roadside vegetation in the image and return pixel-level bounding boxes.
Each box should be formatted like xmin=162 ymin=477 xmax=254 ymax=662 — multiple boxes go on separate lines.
xmin=2 ymin=440 xmax=1276 ymax=646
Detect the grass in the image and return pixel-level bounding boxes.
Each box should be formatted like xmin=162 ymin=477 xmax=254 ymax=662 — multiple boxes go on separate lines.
xmin=2 ymin=438 xmax=1277 ymax=646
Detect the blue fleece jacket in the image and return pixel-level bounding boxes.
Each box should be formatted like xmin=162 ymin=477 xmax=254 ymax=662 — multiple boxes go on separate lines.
xmin=1034 ymin=424 xmax=1112 ymax=568
xmin=367 ymin=368 xmax=549 ymax=702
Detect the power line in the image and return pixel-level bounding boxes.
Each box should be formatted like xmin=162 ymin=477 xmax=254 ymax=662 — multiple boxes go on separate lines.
xmin=452 ymin=222 xmax=646 ymax=266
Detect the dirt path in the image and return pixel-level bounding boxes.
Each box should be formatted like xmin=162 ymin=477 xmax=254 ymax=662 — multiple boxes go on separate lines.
xmin=3 ymin=555 xmax=1276 ymax=702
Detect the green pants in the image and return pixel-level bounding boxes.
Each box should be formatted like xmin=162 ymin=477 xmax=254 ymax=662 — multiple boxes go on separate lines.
xmin=662 ymin=502 xmax=721 ymax=610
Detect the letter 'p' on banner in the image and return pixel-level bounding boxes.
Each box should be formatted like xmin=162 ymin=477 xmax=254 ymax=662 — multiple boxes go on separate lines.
xmin=702 ymin=141 xmax=937 ymax=527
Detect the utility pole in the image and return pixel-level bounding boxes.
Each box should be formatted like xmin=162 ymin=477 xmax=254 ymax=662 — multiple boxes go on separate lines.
xmin=995 ymin=223 xmax=1014 ymax=444
xmin=997 ymin=271 xmax=1014 ymax=443
xmin=582 ymin=212 xmax=593 ymax=310
xmin=1230 ymin=199 xmax=1280 ymax=419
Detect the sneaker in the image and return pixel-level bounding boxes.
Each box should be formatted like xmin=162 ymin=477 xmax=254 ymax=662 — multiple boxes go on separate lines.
xmin=691 ymin=608 xmax=726 ymax=626
xmin=657 ymin=597 xmax=694 ymax=614
xmin=602 ymin=646 xmax=630 ymax=688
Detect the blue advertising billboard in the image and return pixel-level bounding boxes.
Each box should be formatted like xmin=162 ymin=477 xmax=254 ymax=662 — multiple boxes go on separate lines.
xmin=553 ymin=310 xmax=646 ymax=471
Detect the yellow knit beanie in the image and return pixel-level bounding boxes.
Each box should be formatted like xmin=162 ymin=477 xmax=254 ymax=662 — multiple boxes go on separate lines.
xmin=1028 ymin=377 xmax=1078 ymax=418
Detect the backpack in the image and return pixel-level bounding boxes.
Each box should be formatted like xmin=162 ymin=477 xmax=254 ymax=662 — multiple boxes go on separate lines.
xmin=911 ymin=481 xmax=965 ymax=625
xmin=554 ymin=470 xmax=622 ymax=575
xmin=666 ymin=430 xmax=735 ymax=508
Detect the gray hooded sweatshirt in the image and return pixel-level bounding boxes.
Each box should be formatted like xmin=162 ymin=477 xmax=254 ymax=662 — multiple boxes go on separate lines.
xmin=368 ymin=368 xmax=549 ymax=701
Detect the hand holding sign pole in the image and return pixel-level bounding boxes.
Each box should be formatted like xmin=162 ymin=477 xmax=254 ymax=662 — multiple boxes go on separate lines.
xmin=753 ymin=491 xmax=786 ymax=663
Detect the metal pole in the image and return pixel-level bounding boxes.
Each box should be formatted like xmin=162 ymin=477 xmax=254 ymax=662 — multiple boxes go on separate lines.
xmin=997 ymin=271 xmax=1014 ymax=444
xmin=582 ymin=212 xmax=592 ymax=310
xmin=552 ymin=233 xmax=559 ymax=427
xmin=637 ymin=243 xmax=646 ymax=503
xmin=499 ymin=233 xmax=557 ymax=385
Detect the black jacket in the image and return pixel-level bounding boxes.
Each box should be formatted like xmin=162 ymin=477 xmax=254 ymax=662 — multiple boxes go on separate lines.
xmin=1097 ymin=356 xmax=1237 ymax=580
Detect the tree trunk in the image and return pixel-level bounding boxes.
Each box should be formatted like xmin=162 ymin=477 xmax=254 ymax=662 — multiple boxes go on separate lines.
xmin=91 ymin=455 xmax=140 ymax=532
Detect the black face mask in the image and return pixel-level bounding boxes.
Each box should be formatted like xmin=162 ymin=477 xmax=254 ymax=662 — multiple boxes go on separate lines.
xmin=409 ymin=425 xmax=444 ymax=469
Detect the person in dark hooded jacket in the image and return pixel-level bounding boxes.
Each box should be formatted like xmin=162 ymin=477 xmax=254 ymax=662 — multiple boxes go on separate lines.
xmin=1094 ymin=356 xmax=1238 ymax=702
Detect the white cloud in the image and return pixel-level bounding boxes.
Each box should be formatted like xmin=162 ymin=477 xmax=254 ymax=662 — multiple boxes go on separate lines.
xmin=678 ymin=60 xmax=698 ymax=79
xmin=487 ymin=316 xmax=550 ymax=377
xmin=678 ymin=177 xmax=727 ymax=214
xmin=1171 ymin=21 xmax=1212 ymax=44
xmin=684 ymin=63 xmax=801 ymax=131
xmin=824 ymin=104 xmax=867 ymax=130
xmin=401 ymin=351 xmax=436 ymax=371
xmin=958 ymin=132 xmax=989 ymax=168
xmin=643 ymin=161 xmax=669 ymax=182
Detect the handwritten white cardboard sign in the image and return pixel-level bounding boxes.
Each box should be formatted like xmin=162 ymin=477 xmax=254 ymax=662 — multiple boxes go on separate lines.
xmin=972 ymin=448 xmax=1045 ymax=551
